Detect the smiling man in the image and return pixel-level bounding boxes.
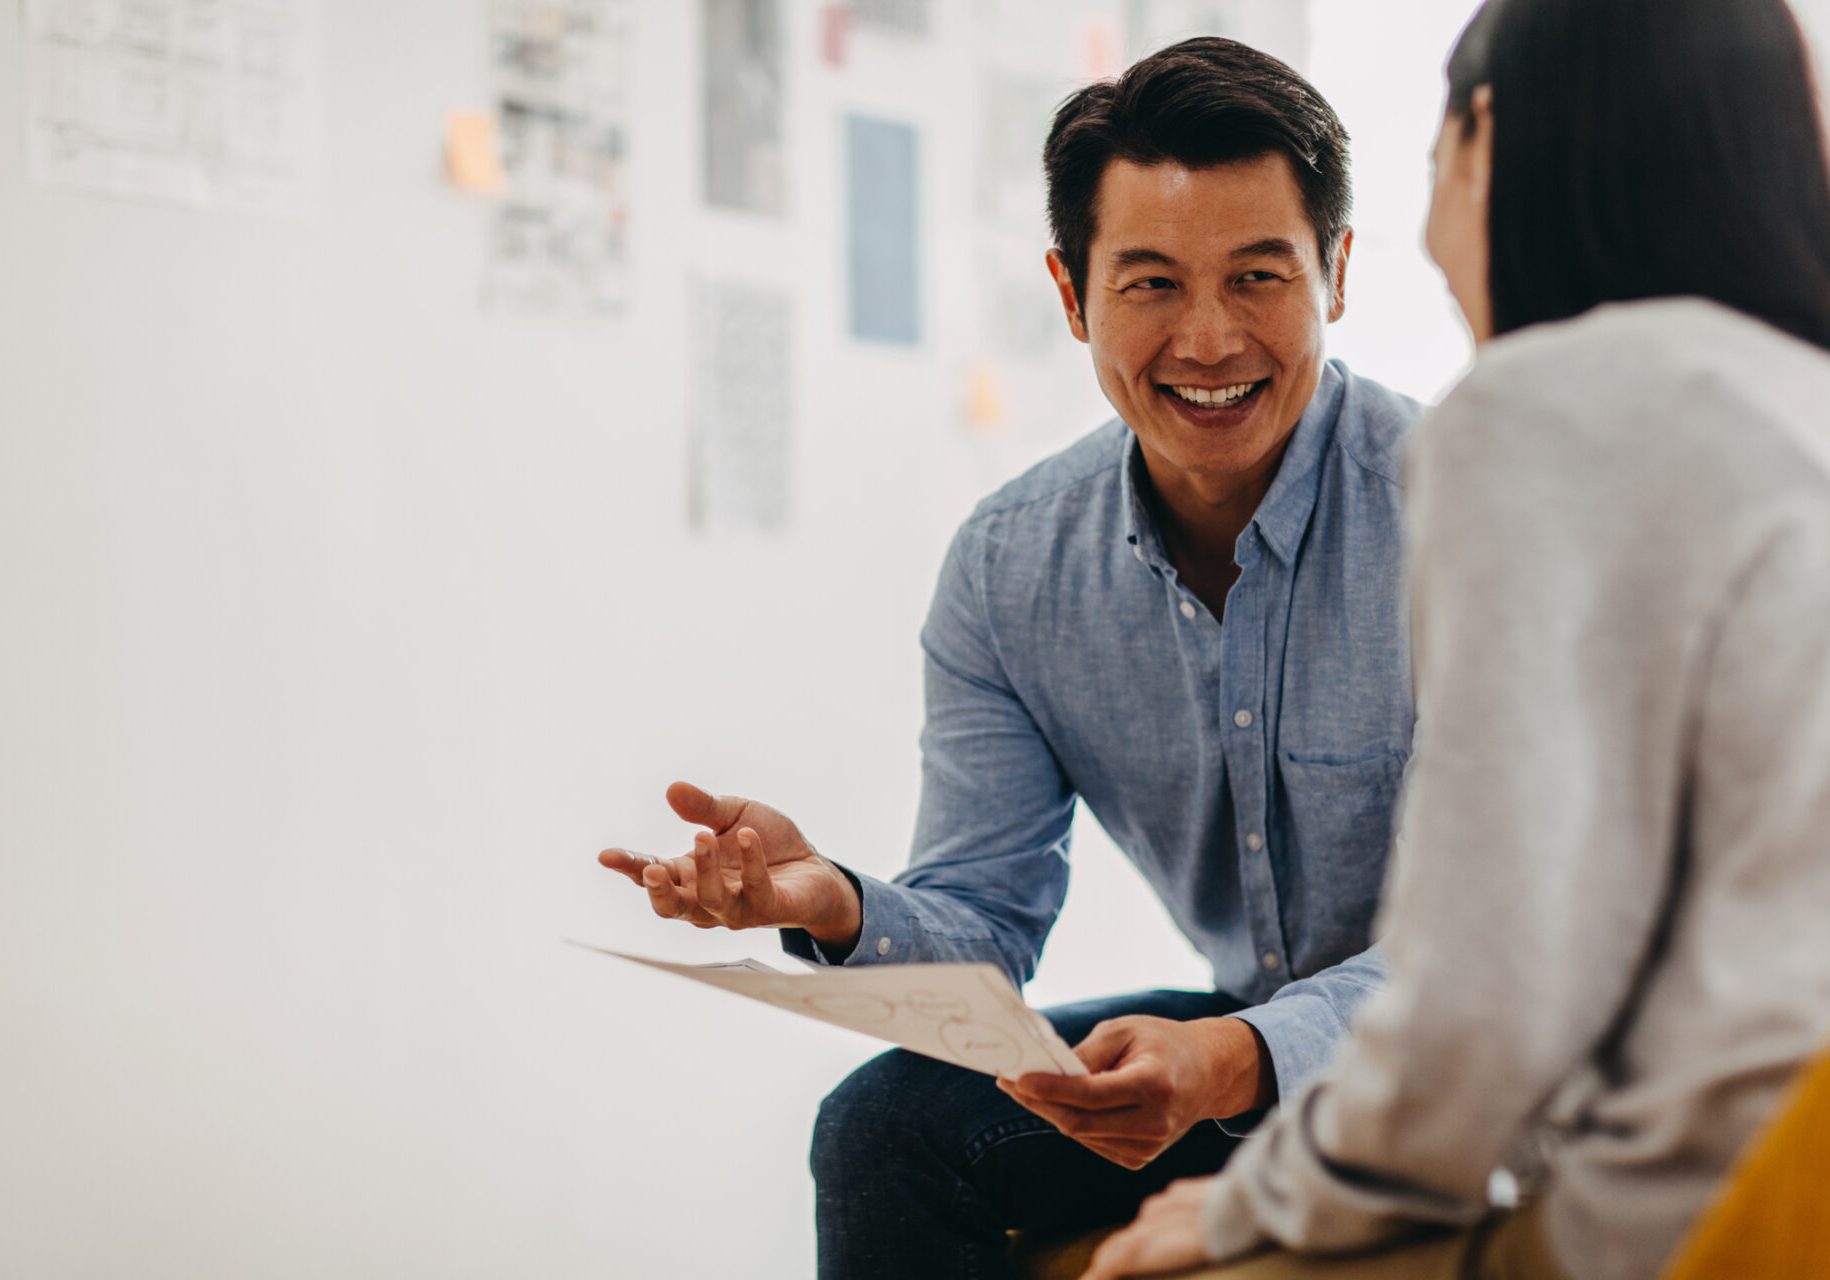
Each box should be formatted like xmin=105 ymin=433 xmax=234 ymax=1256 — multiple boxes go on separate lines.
xmin=598 ymin=37 xmax=1422 ymax=1279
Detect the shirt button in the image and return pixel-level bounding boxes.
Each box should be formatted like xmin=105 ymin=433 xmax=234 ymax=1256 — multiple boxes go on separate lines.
xmin=1245 ymin=833 xmax=1264 ymax=852
xmin=1233 ymin=709 xmax=1254 ymax=728
xmin=1179 ymin=601 xmax=1197 ymax=620
xmin=875 ymin=937 xmax=892 ymax=957
xmin=1262 ymin=952 xmax=1282 ymax=971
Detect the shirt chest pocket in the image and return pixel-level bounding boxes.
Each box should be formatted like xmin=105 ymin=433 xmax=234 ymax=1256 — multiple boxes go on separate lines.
xmin=1274 ymin=749 xmax=1407 ymax=924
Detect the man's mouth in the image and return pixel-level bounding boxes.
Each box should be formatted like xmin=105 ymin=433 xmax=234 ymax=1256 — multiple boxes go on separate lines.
xmin=1158 ymin=379 xmax=1269 ymax=418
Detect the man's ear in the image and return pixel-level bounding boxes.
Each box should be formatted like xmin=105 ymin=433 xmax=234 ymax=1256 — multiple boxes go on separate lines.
xmin=1327 ymin=227 xmax=1354 ymax=324
xmin=1045 ymin=248 xmax=1090 ymax=344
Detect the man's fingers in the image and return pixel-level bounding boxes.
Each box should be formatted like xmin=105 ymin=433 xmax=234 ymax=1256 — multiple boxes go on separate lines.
xmin=737 ymin=828 xmax=773 ymax=902
xmin=998 ymin=1082 xmax=1158 ymax=1140
xmin=643 ymin=863 xmax=688 ymax=919
xmin=693 ymin=832 xmax=728 ymax=914
xmin=665 ymin=780 xmax=748 ymax=833
xmin=1011 ymin=1063 xmax=1151 ymax=1110
xmin=600 ymin=848 xmax=679 ymax=887
xmin=1072 ymin=1019 xmax=1137 ymax=1073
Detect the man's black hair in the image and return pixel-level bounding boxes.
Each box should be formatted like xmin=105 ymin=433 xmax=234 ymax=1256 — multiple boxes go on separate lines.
xmin=1043 ymin=37 xmax=1352 ymax=310
xmin=1448 ymin=0 xmax=1830 ymax=351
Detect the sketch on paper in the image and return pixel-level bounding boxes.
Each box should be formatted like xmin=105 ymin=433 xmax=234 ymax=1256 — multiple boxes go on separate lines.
xmin=482 ymin=0 xmax=634 ymax=316
xmin=846 ymin=115 xmax=921 ymax=346
xmin=702 ymin=0 xmax=784 ymax=215
xmin=687 ymin=278 xmax=792 ymax=533
xmin=22 ymin=0 xmax=322 ymax=214
xmin=573 ymin=943 xmax=1089 ymax=1079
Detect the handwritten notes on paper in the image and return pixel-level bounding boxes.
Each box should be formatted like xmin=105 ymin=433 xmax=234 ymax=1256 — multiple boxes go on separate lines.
xmin=23 ymin=0 xmax=323 ymax=214
xmin=573 ymin=944 xmax=1088 ymax=1079
xmin=482 ymin=0 xmax=634 ymax=316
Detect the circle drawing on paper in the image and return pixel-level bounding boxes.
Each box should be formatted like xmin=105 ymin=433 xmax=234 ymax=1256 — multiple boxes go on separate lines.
xmin=907 ymin=990 xmax=970 ymax=1021
xmin=807 ymin=993 xmax=895 ymax=1024
xmin=938 ymin=1020 xmax=1022 ymax=1076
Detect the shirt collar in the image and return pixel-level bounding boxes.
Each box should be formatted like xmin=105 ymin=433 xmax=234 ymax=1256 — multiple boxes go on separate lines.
xmin=1120 ymin=360 xmax=1345 ymax=569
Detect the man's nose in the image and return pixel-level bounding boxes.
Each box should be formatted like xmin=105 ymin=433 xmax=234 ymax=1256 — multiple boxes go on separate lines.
xmin=1170 ymin=293 xmax=1248 ymax=367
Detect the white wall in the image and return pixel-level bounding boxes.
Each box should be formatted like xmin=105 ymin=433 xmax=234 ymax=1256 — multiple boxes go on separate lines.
xmin=39 ymin=0 xmax=1823 ymax=1274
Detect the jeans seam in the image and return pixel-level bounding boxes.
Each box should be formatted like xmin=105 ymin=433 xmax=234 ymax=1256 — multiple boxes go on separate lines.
xmin=961 ymin=1113 xmax=1059 ymax=1167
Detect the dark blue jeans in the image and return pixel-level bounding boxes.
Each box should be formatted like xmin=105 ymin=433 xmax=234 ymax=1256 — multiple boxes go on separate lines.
xmin=810 ymin=987 xmax=1250 ymax=1280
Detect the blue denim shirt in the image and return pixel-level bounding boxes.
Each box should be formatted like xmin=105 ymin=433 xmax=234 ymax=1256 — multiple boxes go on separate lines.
xmin=786 ymin=360 xmax=1420 ymax=1097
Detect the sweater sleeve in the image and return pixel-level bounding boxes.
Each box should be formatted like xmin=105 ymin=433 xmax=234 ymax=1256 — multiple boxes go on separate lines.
xmin=1201 ymin=355 xmax=1721 ymax=1259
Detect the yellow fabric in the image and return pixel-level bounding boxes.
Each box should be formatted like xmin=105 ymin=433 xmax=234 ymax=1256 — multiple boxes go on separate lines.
xmin=1660 ymin=1050 xmax=1830 ymax=1280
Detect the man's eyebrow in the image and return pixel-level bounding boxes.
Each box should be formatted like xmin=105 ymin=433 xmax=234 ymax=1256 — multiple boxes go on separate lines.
xmin=1107 ymin=247 xmax=1179 ymax=271
xmin=1231 ymin=237 xmax=1303 ymax=262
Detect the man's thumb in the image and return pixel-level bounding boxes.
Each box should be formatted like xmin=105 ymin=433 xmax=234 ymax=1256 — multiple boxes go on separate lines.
xmin=666 ymin=780 xmax=746 ymax=831
xmin=1072 ymin=1019 xmax=1135 ymax=1074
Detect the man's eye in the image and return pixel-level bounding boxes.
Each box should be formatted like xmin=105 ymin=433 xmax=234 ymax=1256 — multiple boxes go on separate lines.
xmin=1127 ymin=277 xmax=1175 ymax=291
xmin=1239 ymin=271 xmax=1280 ymax=284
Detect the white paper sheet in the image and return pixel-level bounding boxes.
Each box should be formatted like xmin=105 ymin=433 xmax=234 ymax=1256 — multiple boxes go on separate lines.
xmin=686 ymin=276 xmax=792 ymax=533
xmin=482 ymin=0 xmax=635 ymax=316
xmin=571 ymin=943 xmax=1087 ymax=1079
xmin=24 ymin=0 xmax=323 ymax=215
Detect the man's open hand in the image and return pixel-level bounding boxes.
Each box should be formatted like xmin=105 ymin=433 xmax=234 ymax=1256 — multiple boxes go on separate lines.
xmin=997 ymin=1015 xmax=1272 ymax=1169
xmin=597 ymin=782 xmax=862 ymax=945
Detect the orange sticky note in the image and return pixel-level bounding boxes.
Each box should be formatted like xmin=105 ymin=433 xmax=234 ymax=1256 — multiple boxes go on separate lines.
xmin=446 ymin=110 xmax=506 ymax=194
xmin=966 ymin=363 xmax=1008 ymax=431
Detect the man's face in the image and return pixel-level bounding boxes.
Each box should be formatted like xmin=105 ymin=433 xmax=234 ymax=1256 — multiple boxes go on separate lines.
xmin=1049 ymin=154 xmax=1348 ymax=495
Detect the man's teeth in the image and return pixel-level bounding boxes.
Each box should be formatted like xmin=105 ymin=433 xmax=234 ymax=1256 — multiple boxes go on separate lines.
xmin=1170 ymin=382 xmax=1258 ymax=406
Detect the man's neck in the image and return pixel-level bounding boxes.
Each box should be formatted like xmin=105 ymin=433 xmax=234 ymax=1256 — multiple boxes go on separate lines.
xmin=1139 ymin=440 xmax=1291 ymax=618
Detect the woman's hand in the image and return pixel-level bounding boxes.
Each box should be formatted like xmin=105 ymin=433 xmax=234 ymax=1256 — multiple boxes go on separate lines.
xmin=1080 ymin=1177 xmax=1214 ymax=1279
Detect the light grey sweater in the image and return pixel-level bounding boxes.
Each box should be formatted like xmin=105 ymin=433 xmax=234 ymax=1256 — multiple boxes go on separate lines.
xmin=1202 ymin=299 xmax=1830 ymax=1280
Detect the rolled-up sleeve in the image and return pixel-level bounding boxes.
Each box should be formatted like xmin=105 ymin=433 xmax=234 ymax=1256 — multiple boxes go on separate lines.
xmin=1203 ymin=369 xmax=1705 ymax=1260
xmin=782 ymin=519 xmax=1076 ymax=988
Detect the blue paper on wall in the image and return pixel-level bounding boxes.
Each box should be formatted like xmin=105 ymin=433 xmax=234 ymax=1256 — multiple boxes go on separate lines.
xmin=846 ymin=115 xmax=921 ymax=345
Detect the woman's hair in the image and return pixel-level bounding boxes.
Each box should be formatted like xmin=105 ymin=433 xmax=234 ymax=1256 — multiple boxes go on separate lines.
xmin=1447 ymin=0 xmax=1830 ymax=350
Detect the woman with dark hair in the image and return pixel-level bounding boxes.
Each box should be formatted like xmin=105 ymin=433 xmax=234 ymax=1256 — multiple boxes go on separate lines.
xmin=1082 ymin=0 xmax=1830 ymax=1277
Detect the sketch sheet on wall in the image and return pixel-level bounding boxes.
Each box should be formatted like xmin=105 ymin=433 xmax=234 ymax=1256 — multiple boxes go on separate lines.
xmin=482 ymin=0 xmax=635 ymax=316
xmin=702 ymin=0 xmax=785 ymax=216
xmin=687 ymin=277 xmax=793 ymax=533
xmin=846 ymin=114 xmax=920 ymax=346
xmin=22 ymin=0 xmax=323 ymax=214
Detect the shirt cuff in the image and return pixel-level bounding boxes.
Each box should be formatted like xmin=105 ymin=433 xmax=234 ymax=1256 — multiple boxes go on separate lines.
xmin=1228 ymin=992 xmax=1346 ymax=1106
xmin=779 ymin=867 xmax=911 ymax=966
xmin=1203 ymin=1166 xmax=1270 ymax=1263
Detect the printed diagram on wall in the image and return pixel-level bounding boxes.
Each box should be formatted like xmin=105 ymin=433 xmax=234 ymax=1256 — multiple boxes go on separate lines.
xmin=702 ymin=0 xmax=784 ymax=215
xmin=574 ymin=944 xmax=1089 ymax=1080
xmin=22 ymin=0 xmax=322 ymax=214
xmin=482 ymin=0 xmax=634 ymax=316
xmin=846 ymin=114 xmax=920 ymax=346
xmin=688 ymin=278 xmax=792 ymax=533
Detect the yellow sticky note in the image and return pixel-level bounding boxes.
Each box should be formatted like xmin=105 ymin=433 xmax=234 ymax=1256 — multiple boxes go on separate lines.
xmin=966 ymin=363 xmax=1008 ymax=431
xmin=446 ymin=110 xmax=506 ymax=194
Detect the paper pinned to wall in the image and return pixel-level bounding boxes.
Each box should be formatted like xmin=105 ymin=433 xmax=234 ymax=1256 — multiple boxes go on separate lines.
xmin=482 ymin=0 xmax=635 ymax=316
xmin=23 ymin=0 xmax=323 ymax=215
xmin=572 ymin=942 xmax=1087 ymax=1079
xmin=703 ymin=0 xmax=785 ymax=215
xmin=688 ymin=277 xmax=793 ymax=533
xmin=846 ymin=114 xmax=920 ymax=346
